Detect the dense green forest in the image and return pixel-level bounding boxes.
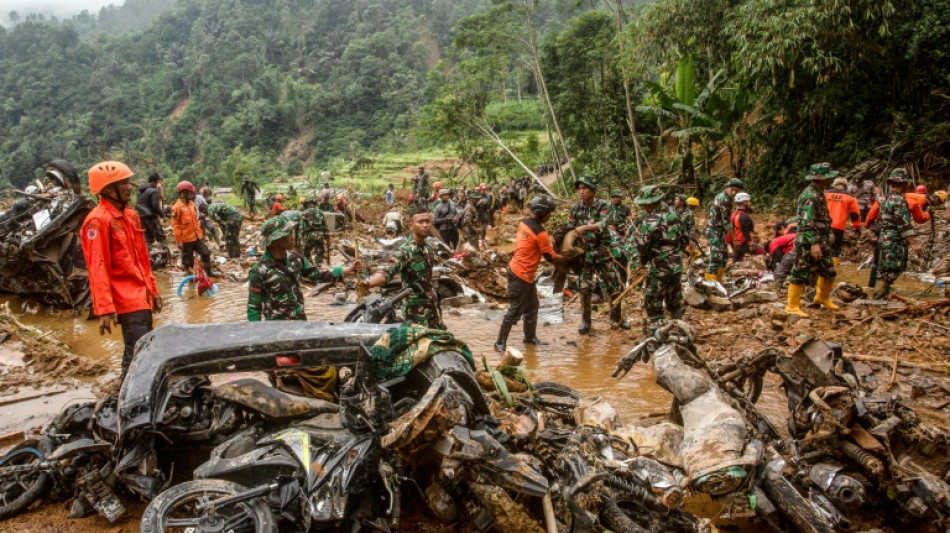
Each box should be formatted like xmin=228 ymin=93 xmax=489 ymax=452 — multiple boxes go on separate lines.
xmin=0 ymin=0 xmax=948 ymax=198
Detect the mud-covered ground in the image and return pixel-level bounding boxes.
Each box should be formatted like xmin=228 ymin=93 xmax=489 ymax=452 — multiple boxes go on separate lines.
xmin=1 ymin=183 xmax=950 ymax=532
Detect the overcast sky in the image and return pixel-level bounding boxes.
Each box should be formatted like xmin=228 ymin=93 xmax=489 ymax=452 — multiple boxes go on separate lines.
xmin=4 ymin=0 xmax=119 ymax=20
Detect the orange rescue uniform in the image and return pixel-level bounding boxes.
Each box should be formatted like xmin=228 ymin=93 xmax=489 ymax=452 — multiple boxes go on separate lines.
xmin=865 ymin=193 xmax=930 ymax=227
xmin=171 ymin=199 xmax=204 ymax=245
xmin=509 ymin=218 xmax=555 ymax=282
xmin=823 ymin=190 xmax=861 ymax=230
xmin=269 ymin=201 xmax=287 ymax=218
xmin=81 ymin=200 xmax=159 ymax=316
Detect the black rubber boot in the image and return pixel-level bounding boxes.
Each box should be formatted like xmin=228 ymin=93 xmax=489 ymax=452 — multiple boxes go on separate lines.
xmin=579 ymin=292 xmax=592 ymax=335
xmin=203 ymin=261 xmax=223 ymax=278
xmin=523 ymin=318 xmax=548 ymax=346
xmin=610 ymin=304 xmax=631 ymax=330
xmin=494 ymin=321 xmax=513 ymax=353
xmin=871 ymin=281 xmax=891 ymax=300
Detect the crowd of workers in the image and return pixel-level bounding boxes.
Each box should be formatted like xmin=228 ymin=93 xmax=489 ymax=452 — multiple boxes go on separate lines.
xmin=75 ymin=157 xmax=949 ymax=391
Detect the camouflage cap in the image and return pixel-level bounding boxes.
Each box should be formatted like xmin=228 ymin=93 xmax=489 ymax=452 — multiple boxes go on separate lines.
xmin=725 ymin=178 xmax=744 ymax=189
xmin=887 ymin=167 xmax=909 ymax=183
xmin=807 ymin=162 xmax=838 ymax=181
xmin=610 ymin=189 xmax=622 ymax=198
xmin=280 ymin=209 xmax=302 ymax=224
xmin=469 ymin=191 xmax=481 ymax=199
xmin=261 ymin=216 xmax=296 ymax=247
xmin=574 ymin=175 xmax=598 ymax=190
xmin=633 ymin=185 xmax=665 ymax=205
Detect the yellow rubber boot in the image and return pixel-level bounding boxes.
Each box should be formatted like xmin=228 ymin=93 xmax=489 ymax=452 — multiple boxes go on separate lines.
xmin=832 ymin=257 xmax=839 ymax=269
xmin=785 ymin=283 xmax=810 ymax=317
xmin=705 ymin=273 xmax=717 ymax=281
xmin=715 ymin=267 xmax=726 ymax=282
xmin=814 ymin=277 xmax=840 ymax=310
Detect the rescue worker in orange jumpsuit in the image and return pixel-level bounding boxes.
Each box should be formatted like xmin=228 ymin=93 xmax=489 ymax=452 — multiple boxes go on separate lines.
xmin=268 ymin=193 xmax=287 ymax=218
xmin=824 ymin=177 xmax=861 ymax=268
xmin=172 ymin=181 xmax=213 ymax=274
xmin=81 ymin=161 xmax=162 ymax=378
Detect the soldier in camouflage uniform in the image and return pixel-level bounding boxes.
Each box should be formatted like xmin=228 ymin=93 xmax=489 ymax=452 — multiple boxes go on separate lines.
xmin=627 ymin=186 xmax=688 ymax=328
xmin=247 ymin=216 xmax=359 ymax=322
xmin=872 ymin=169 xmax=919 ymax=299
xmin=360 ymin=207 xmax=445 ymax=329
xmin=570 ymin=176 xmax=629 ymax=334
xmin=674 ymin=195 xmax=703 ymax=256
xmin=704 ymin=177 xmax=743 ymax=281
xmin=247 ymin=217 xmax=359 ymax=400
xmin=300 ymin=198 xmax=329 ymax=265
xmin=460 ymin=191 xmax=483 ymax=249
xmin=786 ymin=163 xmax=840 ymax=317
xmin=605 ymin=189 xmax=632 ymax=236
xmin=280 ymin=208 xmax=303 ymax=252
xmin=206 ymin=202 xmax=244 ymax=258
xmin=413 ymin=166 xmax=430 ymax=210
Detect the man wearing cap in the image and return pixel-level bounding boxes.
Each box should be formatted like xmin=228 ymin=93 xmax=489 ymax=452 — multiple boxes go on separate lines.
xmin=240 ymin=175 xmax=261 ymax=214
xmin=705 ymin=177 xmax=743 ymax=281
xmin=433 ymin=188 xmax=460 ymax=250
xmin=674 ymin=195 xmax=702 ymax=256
xmin=172 ymin=181 xmax=214 ymax=275
xmin=571 ymin=176 xmax=629 ymax=333
xmin=605 ymin=189 xmax=632 ymax=236
xmin=730 ymin=192 xmax=765 ymax=262
xmin=300 ymin=198 xmax=329 ymax=265
xmin=280 ymin=208 xmax=304 ymax=252
xmin=494 ymin=196 xmax=568 ymax=352
xmin=206 ymin=201 xmax=244 ymax=258
xmin=269 ymin=193 xmax=287 ymax=219
xmin=136 ymin=173 xmax=166 ymax=245
xmin=627 ymin=185 xmax=688 ymax=328
xmin=413 ymin=166 xmax=430 ymax=209
xmin=871 ymin=169 xmax=918 ymax=299
xmin=359 ymin=207 xmax=445 ymax=329
xmin=786 ymin=163 xmax=840 ymax=317
xmin=81 ymin=161 xmax=162 ymax=379
xmin=824 ymin=177 xmax=861 ymax=268
xmin=461 ymin=190 xmax=483 ymax=249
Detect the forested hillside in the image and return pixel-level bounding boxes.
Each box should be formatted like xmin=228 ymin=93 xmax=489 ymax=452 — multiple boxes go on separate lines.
xmin=0 ymin=0 xmax=487 ymax=189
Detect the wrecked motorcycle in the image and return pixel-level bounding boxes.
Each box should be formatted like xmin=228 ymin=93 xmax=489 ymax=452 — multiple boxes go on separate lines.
xmin=0 ymin=322 xmax=385 ymax=524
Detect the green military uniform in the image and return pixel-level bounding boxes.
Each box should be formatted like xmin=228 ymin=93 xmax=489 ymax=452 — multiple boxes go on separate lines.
xmin=675 ymin=195 xmax=698 ymax=247
xmin=378 ymin=239 xmax=444 ymax=329
xmin=877 ymin=177 xmax=914 ymax=285
xmin=414 ymin=172 xmax=430 ymax=209
xmin=628 ymin=186 xmax=688 ymax=323
xmin=460 ymin=192 xmax=482 ymax=248
xmin=240 ymin=177 xmax=260 ymax=213
xmin=788 ymin=182 xmax=836 ymax=286
xmin=207 ymin=202 xmax=243 ymax=258
xmin=705 ymin=190 xmax=733 ymax=275
xmin=247 ymin=216 xmax=342 ymax=400
xmin=570 ymin=197 xmax=622 ymax=298
xmin=300 ymin=204 xmax=329 ymax=265
xmin=605 ymin=190 xmax=632 ymax=236
xmin=248 ymin=217 xmax=343 ymax=321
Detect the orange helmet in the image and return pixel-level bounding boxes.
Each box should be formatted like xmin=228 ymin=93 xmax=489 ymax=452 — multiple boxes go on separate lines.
xmin=433 ymin=181 xmax=442 ymax=189
xmin=88 ymin=161 xmax=133 ymax=195
xmin=275 ymin=193 xmax=284 ymax=201
xmin=177 ymin=181 xmax=196 ymax=194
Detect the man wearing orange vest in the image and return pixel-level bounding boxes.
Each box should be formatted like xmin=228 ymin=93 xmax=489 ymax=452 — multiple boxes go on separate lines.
xmin=824 ymin=177 xmax=861 ymax=268
xmin=81 ymin=161 xmax=162 ymax=378
xmin=268 ymin=193 xmax=287 ymax=219
xmin=172 ymin=181 xmax=213 ymax=275
xmin=730 ymin=192 xmax=765 ymax=262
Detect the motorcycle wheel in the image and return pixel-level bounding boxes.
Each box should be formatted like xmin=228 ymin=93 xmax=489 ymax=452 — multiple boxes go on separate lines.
xmin=0 ymin=437 xmax=53 ymax=521
xmin=140 ymin=479 xmax=276 ymax=533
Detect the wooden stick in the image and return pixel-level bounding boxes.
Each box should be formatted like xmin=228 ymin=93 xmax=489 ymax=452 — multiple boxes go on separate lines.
xmin=886 ymin=353 xmax=900 ymax=391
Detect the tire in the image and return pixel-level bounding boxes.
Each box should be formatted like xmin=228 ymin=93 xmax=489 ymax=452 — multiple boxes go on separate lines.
xmin=600 ymin=497 xmax=649 ymax=533
xmin=140 ymin=479 xmax=277 ymax=533
xmin=533 ymin=382 xmax=583 ymax=400
xmin=0 ymin=437 xmax=53 ymax=521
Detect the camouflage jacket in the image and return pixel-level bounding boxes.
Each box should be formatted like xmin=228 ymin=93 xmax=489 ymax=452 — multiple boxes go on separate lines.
xmin=378 ymin=239 xmax=438 ymax=303
xmin=605 ymin=203 xmax=632 ymax=233
xmin=414 ymin=174 xmax=430 ymax=196
xmin=247 ymin=251 xmax=340 ymax=321
xmin=207 ymin=203 xmax=242 ymax=225
xmin=705 ymin=192 xmax=732 ymax=235
xmin=628 ymin=204 xmax=687 ymax=275
xmin=677 ymin=207 xmax=697 ymax=242
xmin=569 ymin=199 xmax=610 ymax=246
xmin=794 ymin=183 xmax=833 ymax=247
xmin=300 ymin=207 xmax=328 ymax=238
xmin=461 ymin=203 xmax=481 ymax=232
xmin=432 ymin=200 xmax=460 ymax=230
xmin=878 ymin=191 xmax=914 ymax=240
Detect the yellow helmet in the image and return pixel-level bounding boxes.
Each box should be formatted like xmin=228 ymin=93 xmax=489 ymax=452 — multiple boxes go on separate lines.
xmin=936 ymin=190 xmax=948 ymax=202
xmin=686 ymin=197 xmax=700 ymax=207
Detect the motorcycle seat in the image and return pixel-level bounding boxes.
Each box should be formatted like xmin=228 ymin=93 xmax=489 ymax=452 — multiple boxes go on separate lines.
xmin=213 ymin=378 xmax=339 ymax=419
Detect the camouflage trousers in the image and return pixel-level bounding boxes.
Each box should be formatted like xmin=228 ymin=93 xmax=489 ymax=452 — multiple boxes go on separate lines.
xmin=579 ymin=250 xmax=623 ymax=299
xmin=788 ymin=241 xmax=836 ymax=286
xmin=705 ymin=229 xmax=728 ymax=273
xmin=220 ymin=219 xmax=242 ymax=258
xmin=303 ymin=236 xmax=327 ymax=265
xmin=403 ymin=297 xmax=445 ymax=330
xmin=644 ymin=270 xmax=684 ymax=322
xmin=876 ymin=233 xmax=908 ymax=284
xmin=461 ymin=227 xmax=480 ymax=248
